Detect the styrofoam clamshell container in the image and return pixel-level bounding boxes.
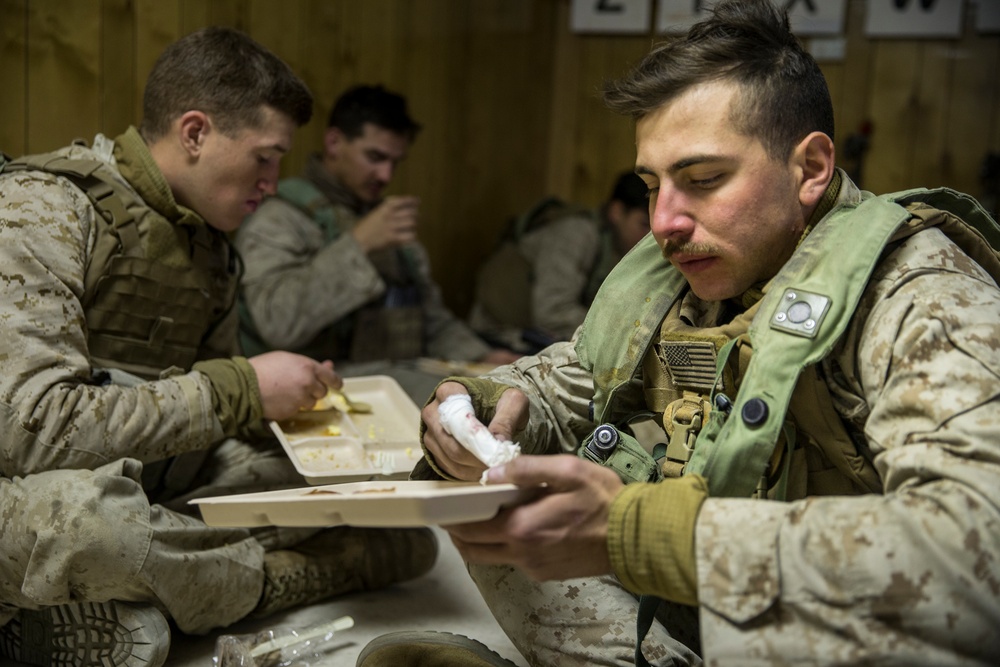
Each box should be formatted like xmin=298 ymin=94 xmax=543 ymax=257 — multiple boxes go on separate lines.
xmin=270 ymin=375 xmax=423 ymax=484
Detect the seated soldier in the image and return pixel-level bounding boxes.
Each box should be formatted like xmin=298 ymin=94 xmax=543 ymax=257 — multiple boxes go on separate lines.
xmin=468 ymin=172 xmax=649 ymax=353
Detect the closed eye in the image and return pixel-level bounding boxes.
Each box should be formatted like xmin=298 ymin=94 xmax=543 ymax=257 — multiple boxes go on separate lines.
xmin=690 ymin=173 xmax=723 ymax=188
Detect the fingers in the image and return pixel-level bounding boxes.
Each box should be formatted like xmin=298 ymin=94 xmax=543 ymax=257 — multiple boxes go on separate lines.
xmin=316 ymin=359 xmax=342 ymax=391
xmin=384 ymin=194 xmax=420 ymax=211
xmin=421 ymin=382 xmax=489 ymax=481
xmin=485 ymin=454 xmax=611 ymax=492
xmin=488 ymin=388 xmax=529 ymax=442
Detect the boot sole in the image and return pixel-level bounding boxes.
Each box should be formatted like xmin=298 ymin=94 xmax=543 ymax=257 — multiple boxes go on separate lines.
xmin=0 ymin=601 xmax=170 ymax=667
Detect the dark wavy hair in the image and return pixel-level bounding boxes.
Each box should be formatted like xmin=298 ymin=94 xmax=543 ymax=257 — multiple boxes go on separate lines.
xmin=604 ymin=0 xmax=834 ymax=160
xmin=326 ymin=85 xmax=421 ymax=141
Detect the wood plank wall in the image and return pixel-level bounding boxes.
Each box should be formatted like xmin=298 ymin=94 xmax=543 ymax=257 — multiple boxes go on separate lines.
xmin=2 ymin=0 xmax=999 ymax=315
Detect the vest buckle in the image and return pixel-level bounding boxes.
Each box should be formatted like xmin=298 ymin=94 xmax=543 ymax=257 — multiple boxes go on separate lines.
xmin=663 ymin=394 xmax=712 ymax=467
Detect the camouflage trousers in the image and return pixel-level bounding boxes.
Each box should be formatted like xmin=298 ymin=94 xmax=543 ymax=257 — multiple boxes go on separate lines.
xmin=0 ymin=438 xmax=316 ymax=635
xmin=470 ymin=564 xmax=703 ymax=666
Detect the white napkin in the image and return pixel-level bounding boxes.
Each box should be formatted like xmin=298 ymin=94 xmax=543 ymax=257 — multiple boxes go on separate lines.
xmin=438 ymin=394 xmax=520 ymax=482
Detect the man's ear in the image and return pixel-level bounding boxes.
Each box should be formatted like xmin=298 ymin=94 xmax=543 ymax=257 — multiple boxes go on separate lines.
xmin=178 ymin=110 xmax=210 ymax=157
xmin=793 ymin=131 xmax=835 ymax=209
xmin=323 ymin=127 xmax=346 ymax=157
xmin=606 ymin=200 xmax=626 ymax=228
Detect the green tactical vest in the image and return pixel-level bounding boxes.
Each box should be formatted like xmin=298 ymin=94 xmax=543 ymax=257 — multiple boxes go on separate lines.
xmin=239 ymin=177 xmax=425 ymax=362
xmin=577 ymin=186 xmax=1000 ymax=499
xmin=3 ymin=145 xmax=240 ymax=380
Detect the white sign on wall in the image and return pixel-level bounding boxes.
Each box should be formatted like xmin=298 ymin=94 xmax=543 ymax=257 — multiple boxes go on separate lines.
xmin=786 ymin=0 xmax=847 ymax=35
xmin=974 ymin=0 xmax=1000 ymax=33
xmin=571 ymin=0 xmax=652 ymax=34
xmin=865 ymin=0 xmax=964 ymax=38
xmin=655 ymin=0 xmax=847 ymax=36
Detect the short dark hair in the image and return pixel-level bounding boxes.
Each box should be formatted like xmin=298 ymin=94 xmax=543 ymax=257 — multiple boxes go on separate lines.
xmin=610 ymin=171 xmax=649 ymax=211
xmin=603 ymin=0 xmax=833 ymax=160
xmin=326 ymin=85 xmax=421 ymax=141
xmin=140 ymin=27 xmax=313 ymax=142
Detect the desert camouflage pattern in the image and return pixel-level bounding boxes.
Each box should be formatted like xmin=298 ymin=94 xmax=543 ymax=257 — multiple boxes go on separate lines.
xmin=468 ymin=213 xmax=604 ymax=346
xmin=471 ymin=174 xmax=1000 ymax=665
xmin=236 ymin=154 xmax=490 ymax=362
xmin=0 ymin=136 xmax=326 ymax=634
xmin=0 ymin=138 xmax=237 ymax=476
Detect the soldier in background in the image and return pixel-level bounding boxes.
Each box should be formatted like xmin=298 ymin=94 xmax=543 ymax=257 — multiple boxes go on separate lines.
xmin=236 ymin=85 xmax=519 ymax=401
xmin=0 ymin=28 xmax=435 ymax=667
xmin=468 ymin=171 xmax=650 ymax=354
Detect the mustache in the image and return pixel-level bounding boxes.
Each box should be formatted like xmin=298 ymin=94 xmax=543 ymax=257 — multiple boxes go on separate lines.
xmin=661 ymin=241 xmax=720 ymax=260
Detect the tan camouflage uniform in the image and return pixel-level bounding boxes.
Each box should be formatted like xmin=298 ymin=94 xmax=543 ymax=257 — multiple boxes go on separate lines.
xmin=0 ymin=130 xmax=322 ymax=635
xmin=468 ymin=213 xmax=608 ymax=346
xmin=235 ymin=154 xmax=490 ymax=363
xmin=422 ymin=173 xmax=1000 ymax=666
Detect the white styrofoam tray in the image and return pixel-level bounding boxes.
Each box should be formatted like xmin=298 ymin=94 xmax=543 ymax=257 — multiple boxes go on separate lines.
xmin=270 ymin=375 xmax=422 ymax=484
xmin=192 ymin=480 xmax=533 ymax=528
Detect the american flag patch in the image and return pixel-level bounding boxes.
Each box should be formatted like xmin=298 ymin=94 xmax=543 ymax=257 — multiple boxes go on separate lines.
xmin=657 ymin=340 xmax=719 ymax=391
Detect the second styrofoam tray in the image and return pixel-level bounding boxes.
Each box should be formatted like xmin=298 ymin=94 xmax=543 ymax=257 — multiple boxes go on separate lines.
xmin=193 ymin=480 xmax=532 ymax=527
xmin=270 ymin=375 xmax=422 ymax=484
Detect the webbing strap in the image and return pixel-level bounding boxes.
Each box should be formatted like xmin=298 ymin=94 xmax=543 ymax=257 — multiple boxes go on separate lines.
xmin=635 ymin=594 xmax=659 ymax=667
xmin=685 ymin=196 xmax=911 ymax=498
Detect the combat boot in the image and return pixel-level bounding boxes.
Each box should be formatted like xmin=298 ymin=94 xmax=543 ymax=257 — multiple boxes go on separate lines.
xmin=357 ymin=631 xmax=520 ymax=667
xmin=0 ymin=600 xmax=169 ymax=667
xmin=254 ymin=526 xmax=438 ymax=618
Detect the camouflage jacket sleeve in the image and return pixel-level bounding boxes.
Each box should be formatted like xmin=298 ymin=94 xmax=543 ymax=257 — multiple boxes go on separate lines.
xmin=235 ymin=196 xmax=386 ymax=350
xmin=0 ymin=172 xmax=226 ymax=477
xmin=687 ymin=228 xmax=1000 ymax=664
xmin=481 ymin=337 xmax=598 ymax=456
xmin=409 ymin=241 xmax=492 ymax=362
xmin=520 ymin=215 xmax=600 ymax=340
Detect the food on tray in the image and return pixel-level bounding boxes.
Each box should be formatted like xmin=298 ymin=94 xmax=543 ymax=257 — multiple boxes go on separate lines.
xmin=309 ymin=387 xmax=372 ymax=413
xmin=278 ymin=409 xmax=348 ymax=438
xmin=270 ymin=375 xmax=422 ymax=484
xmin=304 ymin=486 xmax=397 ymax=495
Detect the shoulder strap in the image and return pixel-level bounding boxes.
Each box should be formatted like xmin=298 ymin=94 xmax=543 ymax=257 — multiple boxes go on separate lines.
xmin=687 ymin=188 xmax=998 ymax=498
xmin=576 ymin=233 xmax=686 ymax=424
xmin=6 ymin=154 xmax=145 ymax=308
xmin=275 ymin=177 xmax=340 ymax=242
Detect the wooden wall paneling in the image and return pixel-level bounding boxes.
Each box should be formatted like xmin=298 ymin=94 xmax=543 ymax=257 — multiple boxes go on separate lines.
xmin=357 ymin=0 xmax=404 ymax=86
xmin=863 ymin=40 xmax=922 ymax=195
xmin=26 ymin=0 xmax=101 ymax=152
xmin=133 ymin=0 xmax=183 ymax=126
xmin=450 ymin=1 xmax=559 ymax=313
xmin=828 ymin=0 xmax=874 ymax=183
xmin=178 ymin=0 xmax=209 ymax=35
xmin=0 ymin=0 xmax=27 ymax=157
xmin=907 ymin=39 xmax=954 ymax=190
xmin=945 ymin=8 xmax=1000 ymax=198
xmin=398 ymin=1 xmax=474 ymax=313
xmin=246 ymin=0 xmax=310 ymax=177
xmin=595 ymin=37 xmax=652 ymax=203
xmin=101 ymin=0 xmax=136 ymax=139
xmin=200 ymin=0 xmax=247 ymax=32
xmin=567 ymin=34 xmax=643 ymax=208
xmin=494 ymin=1 xmax=560 ymax=219
xmin=545 ymin=0 xmax=583 ymax=200
xmin=293 ymin=0 xmax=360 ymax=176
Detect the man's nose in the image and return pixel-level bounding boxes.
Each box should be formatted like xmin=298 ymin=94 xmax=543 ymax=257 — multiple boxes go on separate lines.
xmin=375 ymin=161 xmax=395 ymax=184
xmin=650 ymin=186 xmax=695 ymax=241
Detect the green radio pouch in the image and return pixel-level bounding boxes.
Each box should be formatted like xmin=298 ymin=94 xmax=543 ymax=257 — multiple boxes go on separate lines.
xmin=579 ymin=424 xmax=662 ymax=485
